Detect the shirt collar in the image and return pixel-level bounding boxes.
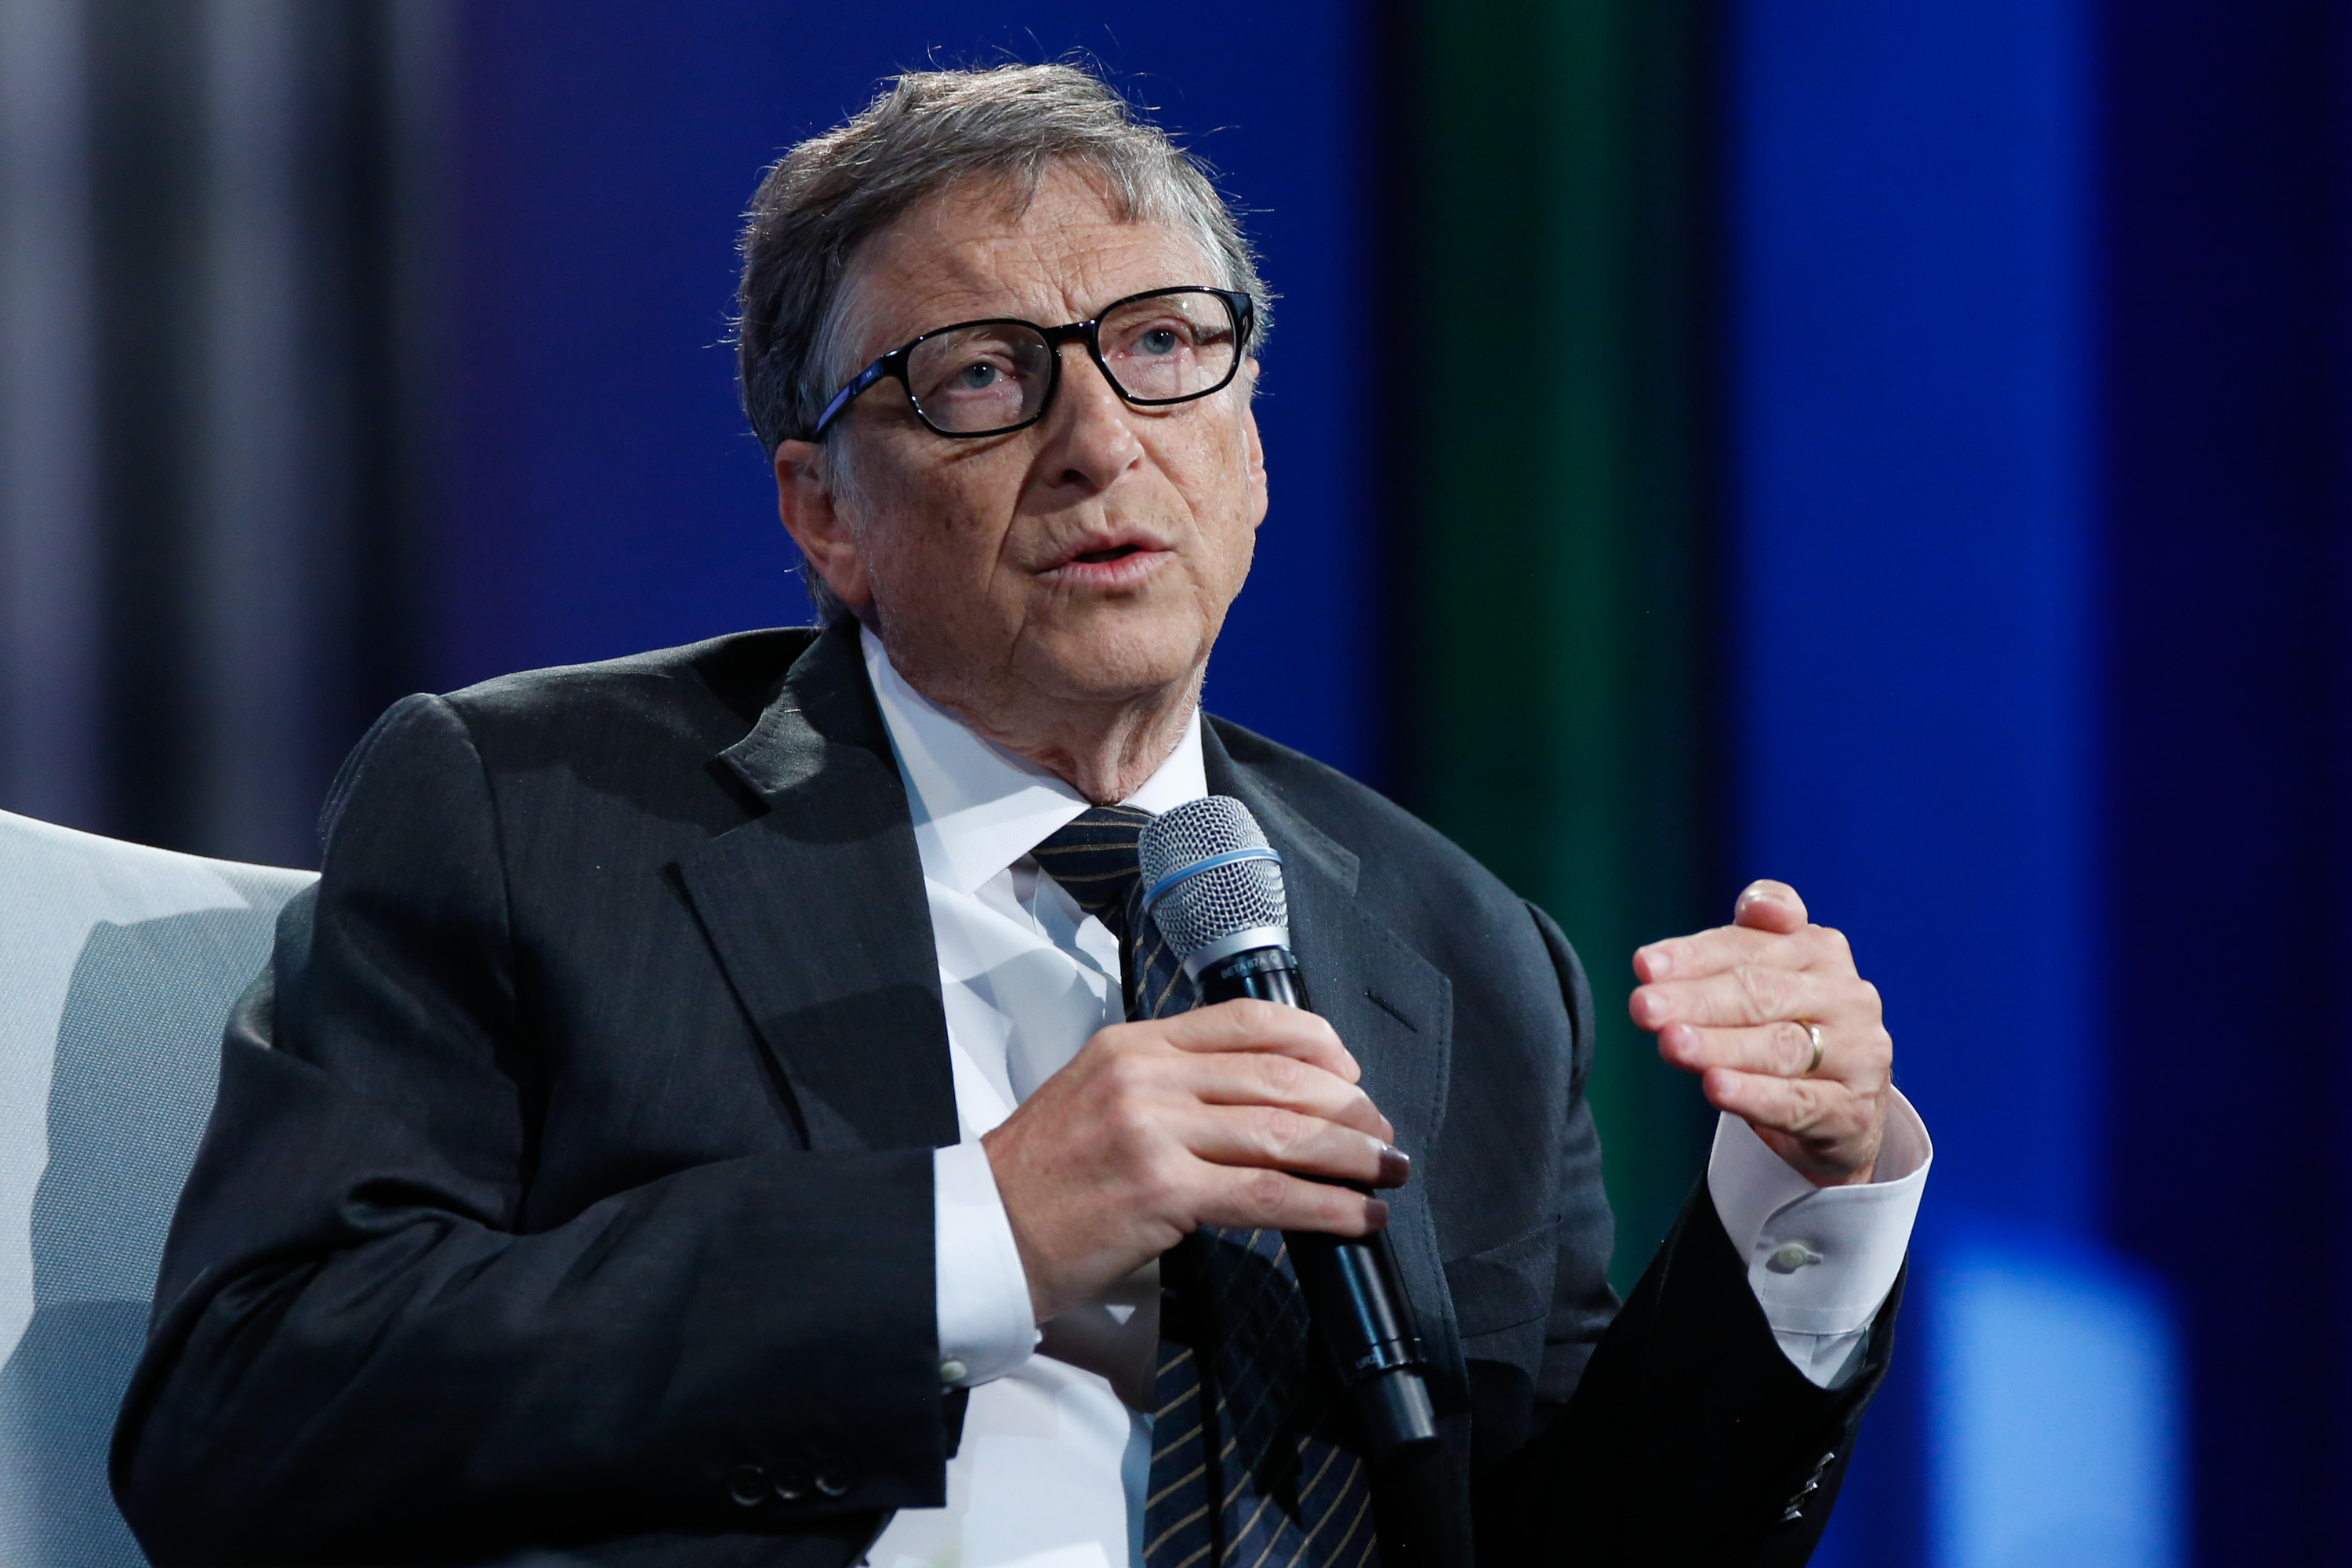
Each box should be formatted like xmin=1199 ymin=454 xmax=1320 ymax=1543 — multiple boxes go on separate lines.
xmin=862 ymin=627 xmax=1208 ymax=895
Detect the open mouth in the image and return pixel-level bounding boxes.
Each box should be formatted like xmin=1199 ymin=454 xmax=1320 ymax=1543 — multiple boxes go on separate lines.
xmin=1042 ymin=535 xmax=1172 ymax=588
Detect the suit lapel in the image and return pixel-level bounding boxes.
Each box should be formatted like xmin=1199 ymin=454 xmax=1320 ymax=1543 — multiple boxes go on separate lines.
xmin=677 ymin=622 xmax=956 ymax=1154
xmin=677 ymin=664 xmax=1462 ymax=1336
xmin=1203 ymin=726 xmax=1466 ymax=1401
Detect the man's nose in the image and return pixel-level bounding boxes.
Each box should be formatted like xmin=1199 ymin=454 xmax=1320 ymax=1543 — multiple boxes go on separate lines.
xmin=1036 ymin=342 xmax=1143 ymax=491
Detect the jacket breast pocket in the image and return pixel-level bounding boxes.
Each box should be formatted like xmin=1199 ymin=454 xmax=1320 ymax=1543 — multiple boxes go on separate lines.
xmin=1442 ymin=1222 xmax=1558 ymax=1371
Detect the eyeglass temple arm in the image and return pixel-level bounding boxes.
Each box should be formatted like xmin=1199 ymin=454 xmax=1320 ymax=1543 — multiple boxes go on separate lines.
xmin=811 ymin=355 xmax=894 ymax=438
xmin=1213 ymin=289 xmax=1256 ymax=347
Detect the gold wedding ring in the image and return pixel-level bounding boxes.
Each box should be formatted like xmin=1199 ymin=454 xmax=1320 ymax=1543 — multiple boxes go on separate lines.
xmin=1800 ymin=1021 xmax=1824 ymax=1076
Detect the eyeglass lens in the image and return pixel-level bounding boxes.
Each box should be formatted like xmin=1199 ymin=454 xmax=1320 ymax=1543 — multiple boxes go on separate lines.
xmin=904 ymin=290 xmax=1240 ymax=435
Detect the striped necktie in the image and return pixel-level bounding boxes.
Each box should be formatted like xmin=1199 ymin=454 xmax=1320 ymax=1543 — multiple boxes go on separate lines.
xmin=1033 ymin=808 xmax=1381 ymax=1568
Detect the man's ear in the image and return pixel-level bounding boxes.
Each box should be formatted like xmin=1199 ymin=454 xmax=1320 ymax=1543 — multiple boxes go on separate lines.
xmin=1240 ymin=360 xmax=1269 ymax=529
xmin=773 ymin=438 xmax=873 ymax=615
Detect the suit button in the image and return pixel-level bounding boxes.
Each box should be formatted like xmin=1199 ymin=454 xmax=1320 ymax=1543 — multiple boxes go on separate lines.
xmin=815 ymin=1461 xmax=855 ymax=1498
xmin=772 ymin=1458 xmax=814 ymax=1503
xmin=726 ymin=1464 xmax=768 ymax=1507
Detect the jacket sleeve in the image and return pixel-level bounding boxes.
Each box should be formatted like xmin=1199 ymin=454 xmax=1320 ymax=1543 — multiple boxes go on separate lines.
xmin=1474 ymin=902 xmax=1903 ymax=1565
xmin=111 ymin=695 xmax=949 ymax=1566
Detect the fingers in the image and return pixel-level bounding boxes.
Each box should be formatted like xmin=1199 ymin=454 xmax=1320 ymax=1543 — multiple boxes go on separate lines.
xmin=1128 ymin=997 xmax=1393 ymax=1144
xmin=1700 ymin=1067 xmax=1885 ymax=1187
xmin=1181 ymin=1049 xmax=1395 ymax=1143
xmin=1624 ymin=881 xmax=1896 ymax=1189
xmin=1181 ymin=1102 xmax=1410 ymax=1189
xmin=985 ymin=1000 xmax=1406 ymax=1318
xmin=1735 ymin=878 xmax=1808 ymax=931
xmin=1632 ymin=962 xmax=1871 ymax=1033
xmin=1152 ymin=998 xmax=1361 ymax=1083
xmin=1657 ymin=1014 xmax=1889 ymax=1096
xmin=1700 ymin=1065 xmax=1837 ymax=1129
xmin=1190 ymin=1165 xmax=1392 ymax=1236
xmin=1633 ymin=916 xmax=1853 ymax=985
xmin=1654 ymin=1018 xmax=1820 ymax=1079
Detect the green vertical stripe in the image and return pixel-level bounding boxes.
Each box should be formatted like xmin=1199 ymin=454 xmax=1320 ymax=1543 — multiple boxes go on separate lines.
xmin=1403 ymin=1 xmax=1719 ymax=1292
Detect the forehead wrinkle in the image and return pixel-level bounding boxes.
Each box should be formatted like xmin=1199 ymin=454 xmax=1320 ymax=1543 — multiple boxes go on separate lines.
xmin=844 ymin=172 xmax=1218 ymax=362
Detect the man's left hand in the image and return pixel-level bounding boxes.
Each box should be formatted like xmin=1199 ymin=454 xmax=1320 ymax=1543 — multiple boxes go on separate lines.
xmin=1629 ymin=880 xmax=1891 ymax=1186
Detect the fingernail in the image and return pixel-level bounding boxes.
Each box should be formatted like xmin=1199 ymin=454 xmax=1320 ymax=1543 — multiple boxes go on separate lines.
xmin=1363 ymin=1198 xmax=1391 ymax=1232
xmin=1375 ymin=1142 xmax=1412 ymax=1188
xmin=1637 ymin=946 xmax=1671 ymax=980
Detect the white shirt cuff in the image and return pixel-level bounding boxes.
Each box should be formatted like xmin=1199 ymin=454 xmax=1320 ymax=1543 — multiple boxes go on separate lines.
xmin=931 ymin=1141 xmax=1040 ymax=1388
xmin=1704 ymin=1088 xmax=1932 ymax=1384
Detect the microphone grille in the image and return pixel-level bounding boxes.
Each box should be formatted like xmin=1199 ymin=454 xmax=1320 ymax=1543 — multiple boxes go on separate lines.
xmin=1138 ymin=795 xmax=1289 ymax=963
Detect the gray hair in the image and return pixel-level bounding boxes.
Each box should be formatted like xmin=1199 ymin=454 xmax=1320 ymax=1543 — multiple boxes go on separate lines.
xmin=733 ymin=63 xmax=1269 ymax=623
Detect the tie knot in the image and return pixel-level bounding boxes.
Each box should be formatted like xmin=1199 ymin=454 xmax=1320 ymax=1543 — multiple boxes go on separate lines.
xmin=1032 ymin=805 xmax=1156 ymax=939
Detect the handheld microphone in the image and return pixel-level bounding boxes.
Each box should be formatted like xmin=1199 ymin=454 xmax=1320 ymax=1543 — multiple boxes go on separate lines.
xmin=1138 ymin=796 xmax=1440 ymax=1466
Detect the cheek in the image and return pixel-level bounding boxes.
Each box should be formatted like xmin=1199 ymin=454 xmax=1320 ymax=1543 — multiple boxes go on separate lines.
xmin=1174 ymin=431 xmax=1263 ymax=568
xmin=1202 ymin=514 xmax=1258 ymax=606
xmin=857 ymin=456 xmax=1022 ymax=605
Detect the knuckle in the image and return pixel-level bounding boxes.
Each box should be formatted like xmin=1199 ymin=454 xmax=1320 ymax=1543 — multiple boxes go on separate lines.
xmin=1105 ymin=1095 xmax=1157 ymax=1152
xmin=1134 ymin=1150 xmax=1185 ymax=1209
xmin=1101 ymin=1051 xmax=1152 ymax=1100
xmin=1099 ymin=1064 xmax=1160 ymax=1124
xmin=1237 ymin=1167 xmax=1289 ymax=1214
xmin=1773 ymin=1083 xmax=1824 ymax=1134
xmin=1253 ymin=1105 xmax=1312 ymax=1159
xmin=1733 ymin=964 xmax=1788 ymax=1016
xmin=1231 ymin=996 xmax=1284 ymax=1032
xmin=1258 ymin=1052 xmax=1308 ymax=1098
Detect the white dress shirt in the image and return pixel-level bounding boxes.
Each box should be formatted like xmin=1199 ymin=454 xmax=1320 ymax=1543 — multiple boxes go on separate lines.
xmin=855 ymin=631 xmax=1932 ymax=1568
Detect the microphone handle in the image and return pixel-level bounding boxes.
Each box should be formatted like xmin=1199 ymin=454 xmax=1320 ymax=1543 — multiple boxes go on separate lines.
xmin=1197 ymin=947 xmax=1441 ymax=1465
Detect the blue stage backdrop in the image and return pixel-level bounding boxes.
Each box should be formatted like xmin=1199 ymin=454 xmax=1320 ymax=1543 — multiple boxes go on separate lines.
xmin=1735 ymin=2 xmax=2352 ymax=1564
xmin=433 ymin=3 xmax=1381 ymax=784
xmin=2093 ymin=2 xmax=2352 ymax=1560
xmin=1727 ymin=5 xmax=2169 ymax=1562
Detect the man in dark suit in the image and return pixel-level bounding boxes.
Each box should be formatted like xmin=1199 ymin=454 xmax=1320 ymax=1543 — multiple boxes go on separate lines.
xmin=114 ymin=64 xmax=1926 ymax=1567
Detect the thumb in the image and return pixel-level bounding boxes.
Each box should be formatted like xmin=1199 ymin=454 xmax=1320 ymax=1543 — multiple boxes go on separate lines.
xmin=1734 ymin=879 xmax=1809 ymax=934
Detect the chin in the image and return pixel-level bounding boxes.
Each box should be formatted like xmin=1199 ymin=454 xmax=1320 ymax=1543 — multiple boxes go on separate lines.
xmin=1022 ymin=614 xmax=1207 ymax=704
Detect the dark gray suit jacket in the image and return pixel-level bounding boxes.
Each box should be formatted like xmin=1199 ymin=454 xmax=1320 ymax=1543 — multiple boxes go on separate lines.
xmin=113 ymin=621 xmax=1897 ymax=1566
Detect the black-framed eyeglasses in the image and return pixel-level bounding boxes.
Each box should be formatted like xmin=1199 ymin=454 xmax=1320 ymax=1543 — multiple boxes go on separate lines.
xmin=809 ymin=285 xmax=1254 ymax=440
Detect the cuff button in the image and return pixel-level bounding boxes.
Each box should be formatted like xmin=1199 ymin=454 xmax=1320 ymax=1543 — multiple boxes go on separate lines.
xmin=773 ymin=1459 xmax=813 ymax=1503
xmin=726 ymin=1464 xmax=769 ymax=1508
xmin=940 ymin=1358 xmax=968 ymax=1384
xmin=815 ymin=1462 xmax=855 ymax=1499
